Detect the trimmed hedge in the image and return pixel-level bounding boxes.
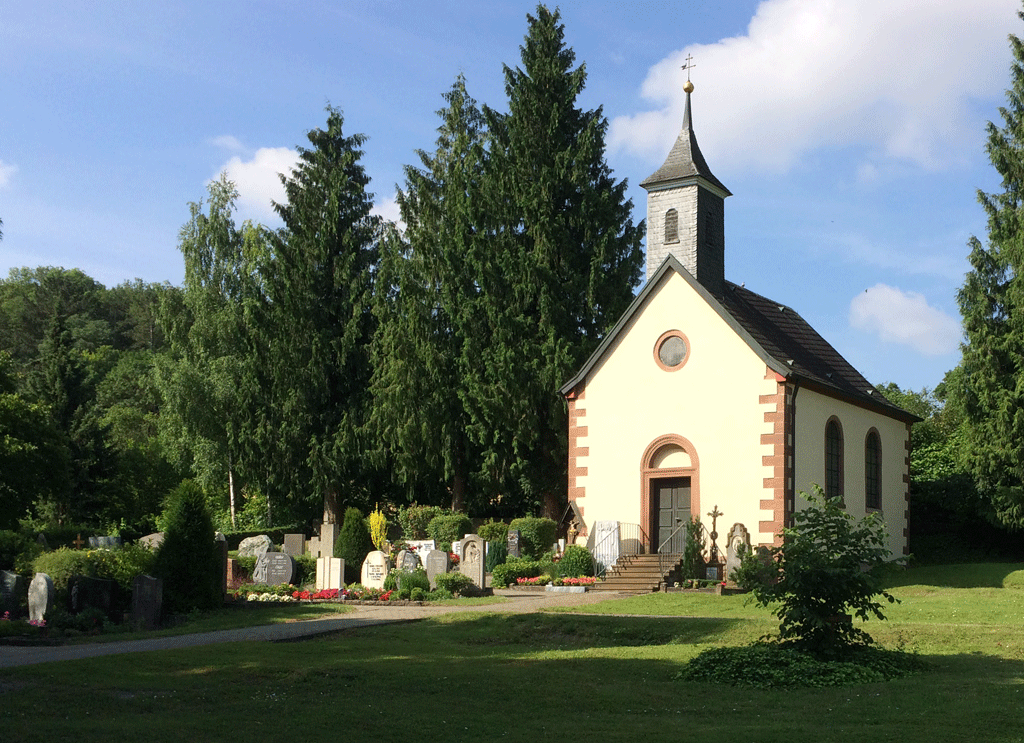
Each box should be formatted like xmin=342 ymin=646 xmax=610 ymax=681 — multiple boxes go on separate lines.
xmin=477 ymin=520 xmax=509 ymax=543
xmin=398 ymin=505 xmax=447 ymax=540
xmin=508 ymin=517 xmax=557 ymax=559
xmin=434 ymin=572 xmax=474 ymax=595
xmin=491 ymin=558 xmax=544 ymax=587
xmin=558 ymin=545 xmax=595 ymax=578
xmin=427 ymin=514 xmax=473 ymax=552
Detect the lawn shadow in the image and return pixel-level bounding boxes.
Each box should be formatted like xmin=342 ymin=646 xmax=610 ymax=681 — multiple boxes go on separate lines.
xmin=886 ymin=562 xmax=1024 ymax=589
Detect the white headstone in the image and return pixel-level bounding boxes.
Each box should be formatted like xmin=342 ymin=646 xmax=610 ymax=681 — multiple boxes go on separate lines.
xmin=459 ymin=534 xmax=485 ymax=588
xmin=28 ymin=573 xmax=54 ymax=623
xmin=316 ymin=557 xmax=344 ymax=591
xmin=591 ymin=520 xmax=621 ymax=575
xmin=406 ymin=539 xmax=436 ymax=554
xmin=360 ymin=551 xmax=389 ymax=589
xmin=725 ymin=523 xmax=751 ymax=583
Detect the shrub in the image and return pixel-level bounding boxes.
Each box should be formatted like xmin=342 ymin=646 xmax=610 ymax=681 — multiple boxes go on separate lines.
xmin=477 ymin=520 xmax=509 ymax=543
xmin=746 ymin=486 xmax=899 ymax=658
xmin=32 ymin=548 xmax=93 ymax=591
xmin=397 ymin=504 xmax=447 ymax=540
xmin=558 ymin=545 xmax=594 ymax=578
xmin=399 ymin=568 xmax=431 ymax=594
xmin=383 ymin=569 xmax=399 ymax=592
xmin=0 ymin=530 xmax=42 ymax=573
xmin=293 ymin=554 xmax=316 ymax=587
xmin=369 ymin=506 xmax=388 ymax=551
xmin=427 ymin=513 xmax=473 ymax=552
xmin=681 ymin=517 xmax=706 ymax=580
xmin=485 ymin=540 xmax=507 ymax=572
xmin=508 ymin=517 xmax=557 ymax=558
xmin=153 ymin=481 xmax=222 ymax=613
xmin=434 ymin=571 xmax=474 ymax=595
xmin=410 ymin=587 xmax=426 ymax=601
xmin=491 ymin=558 xmax=542 ymax=587
xmin=427 ymin=587 xmax=454 ymax=600
xmin=336 ymin=507 xmax=374 ymax=584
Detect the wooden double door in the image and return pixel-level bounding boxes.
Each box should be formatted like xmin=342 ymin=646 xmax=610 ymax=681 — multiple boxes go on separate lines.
xmin=652 ymin=477 xmax=691 ymax=554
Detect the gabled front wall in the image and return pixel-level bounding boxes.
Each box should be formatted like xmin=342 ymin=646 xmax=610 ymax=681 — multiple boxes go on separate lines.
xmin=794 ymin=389 xmax=910 ymax=556
xmin=569 ymin=271 xmax=780 ymax=549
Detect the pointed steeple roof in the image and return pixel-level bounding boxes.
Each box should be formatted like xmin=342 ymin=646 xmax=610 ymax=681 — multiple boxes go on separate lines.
xmin=640 ymin=87 xmax=731 ymax=196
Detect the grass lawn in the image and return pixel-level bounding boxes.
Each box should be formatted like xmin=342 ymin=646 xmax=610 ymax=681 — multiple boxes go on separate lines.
xmin=2 ymin=564 xmax=1023 ymax=742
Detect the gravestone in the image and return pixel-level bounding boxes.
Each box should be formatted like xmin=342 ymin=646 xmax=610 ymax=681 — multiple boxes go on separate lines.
xmin=506 ymin=529 xmax=521 ymax=559
xmin=398 ymin=549 xmax=420 ymax=572
xmin=131 ymin=574 xmax=162 ymax=630
xmin=68 ymin=575 xmax=116 ymax=620
xmin=283 ymin=533 xmax=305 ymax=557
xmin=451 ymin=540 xmax=463 ymax=560
xmin=725 ymin=523 xmax=751 ymax=583
xmin=406 ymin=539 xmax=435 ymax=554
xmin=316 ymin=557 xmax=344 ymax=591
xmin=1 ymin=570 xmax=25 ymax=617
xmin=88 ymin=536 xmax=122 ymax=549
xmin=28 ymin=573 xmax=54 ymax=623
xmin=139 ymin=532 xmax=164 ymax=551
xmin=591 ymin=520 xmax=621 ymax=576
xmin=459 ymin=534 xmax=485 ymax=588
xmin=216 ymin=532 xmax=228 ymax=599
xmin=423 ymin=549 xmax=449 ymax=590
xmin=360 ymin=551 xmax=389 ymax=589
xmin=319 ymin=522 xmax=339 ymax=559
xmin=253 ymin=553 xmax=295 ymax=585
xmin=238 ymin=534 xmax=272 ymax=558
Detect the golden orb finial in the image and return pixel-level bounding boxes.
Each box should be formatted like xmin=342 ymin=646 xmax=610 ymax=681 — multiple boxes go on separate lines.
xmin=683 ymin=80 xmax=694 ymax=94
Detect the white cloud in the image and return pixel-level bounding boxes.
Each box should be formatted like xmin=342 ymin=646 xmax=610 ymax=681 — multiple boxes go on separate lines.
xmin=0 ymin=160 xmax=17 ymax=189
xmin=210 ymin=135 xmax=246 ymax=153
xmin=610 ymin=0 xmax=1017 ymax=173
xmin=849 ymin=283 xmax=960 ymax=355
xmin=372 ymin=194 xmax=403 ymax=228
xmin=216 ymin=146 xmax=298 ymax=223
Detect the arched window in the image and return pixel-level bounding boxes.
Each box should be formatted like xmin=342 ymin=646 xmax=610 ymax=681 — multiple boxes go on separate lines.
xmin=825 ymin=418 xmax=843 ymax=502
xmin=865 ymin=430 xmax=881 ymax=510
xmin=664 ymin=208 xmax=679 ymax=243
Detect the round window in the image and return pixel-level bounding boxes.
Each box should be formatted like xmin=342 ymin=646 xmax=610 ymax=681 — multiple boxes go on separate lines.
xmin=654 ymin=330 xmax=689 ymax=371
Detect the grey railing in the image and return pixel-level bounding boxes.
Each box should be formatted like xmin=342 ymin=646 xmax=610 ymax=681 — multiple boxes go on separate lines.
xmin=590 ymin=522 xmax=648 ymax=579
xmin=657 ymin=518 xmax=691 ymax=579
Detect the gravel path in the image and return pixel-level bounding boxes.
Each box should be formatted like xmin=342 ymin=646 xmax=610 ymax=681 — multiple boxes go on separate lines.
xmin=0 ymin=588 xmax=631 ymax=669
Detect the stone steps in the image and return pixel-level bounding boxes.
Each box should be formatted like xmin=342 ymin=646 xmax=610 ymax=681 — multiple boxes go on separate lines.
xmin=592 ymin=553 xmax=683 ymax=593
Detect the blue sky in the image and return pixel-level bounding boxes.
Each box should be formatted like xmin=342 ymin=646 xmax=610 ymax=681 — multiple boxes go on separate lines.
xmin=0 ymin=0 xmax=1019 ymax=392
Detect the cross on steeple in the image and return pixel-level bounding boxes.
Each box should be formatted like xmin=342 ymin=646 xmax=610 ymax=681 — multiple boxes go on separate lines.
xmin=681 ymin=54 xmax=696 ymax=81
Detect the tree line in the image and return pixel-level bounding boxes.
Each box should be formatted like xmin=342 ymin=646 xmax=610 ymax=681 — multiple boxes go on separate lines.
xmin=0 ymin=6 xmax=643 ymax=538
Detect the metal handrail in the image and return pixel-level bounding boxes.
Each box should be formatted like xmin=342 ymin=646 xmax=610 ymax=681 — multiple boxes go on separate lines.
xmin=590 ymin=522 xmax=647 ymax=579
xmin=656 ymin=518 xmax=691 ymax=579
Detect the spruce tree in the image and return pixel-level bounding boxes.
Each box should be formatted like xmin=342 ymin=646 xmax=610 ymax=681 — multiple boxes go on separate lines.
xmin=473 ymin=5 xmax=644 ymax=516
xmin=371 ymin=76 xmax=486 ymax=511
xmin=957 ymin=10 xmax=1024 ymax=529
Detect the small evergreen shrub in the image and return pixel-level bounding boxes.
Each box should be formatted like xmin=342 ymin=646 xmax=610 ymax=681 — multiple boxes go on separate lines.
xmin=491 ymin=558 xmax=542 ymax=587
xmin=558 ymin=545 xmax=595 ymax=578
xmin=153 ymin=481 xmax=222 ymax=613
xmin=681 ymin=518 xmax=706 ymax=580
xmin=336 ymin=507 xmax=374 ymax=584
xmin=399 ymin=568 xmax=431 ymax=594
xmin=508 ymin=517 xmax=557 ymax=558
xmin=398 ymin=504 xmax=447 ymax=540
xmin=477 ymin=520 xmax=509 ymax=543
xmin=410 ymin=587 xmax=425 ymax=601
xmin=434 ymin=572 xmax=474 ymax=595
xmin=383 ymin=569 xmax=399 ymax=592
xmin=427 ymin=587 xmax=454 ymax=600
xmin=485 ymin=539 xmax=507 ymax=572
xmin=293 ymin=554 xmax=316 ymax=586
xmin=427 ymin=513 xmax=473 ymax=552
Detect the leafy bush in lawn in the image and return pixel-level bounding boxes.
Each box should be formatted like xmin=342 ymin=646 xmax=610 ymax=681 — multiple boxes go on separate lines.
xmin=508 ymin=517 xmax=557 ymax=558
xmin=427 ymin=513 xmax=472 ymax=552
xmin=153 ymin=480 xmax=222 ymax=613
xmin=744 ymin=486 xmax=899 ymax=658
xmin=32 ymin=544 xmax=155 ymax=593
xmin=398 ymin=504 xmax=447 ymax=540
xmin=336 ymin=507 xmax=374 ymax=584
xmin=477 ymin=520 xmax=508 ymax=542
xmin=491 ymin=558 xmax=543 ymax=587
xmin=676 ymin=643 xmax=924 ymax=688
xmin=558 ymin=545 xmax=594 ymax=578
xmin=434 ymin=571 xmax=474 ymax=595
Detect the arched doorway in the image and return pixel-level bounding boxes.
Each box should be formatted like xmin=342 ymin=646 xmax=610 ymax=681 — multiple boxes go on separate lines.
xmin=640 ymin=435 xmax=700 ymax=554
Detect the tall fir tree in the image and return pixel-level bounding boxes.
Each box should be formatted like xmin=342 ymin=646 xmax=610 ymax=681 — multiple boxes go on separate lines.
xmin=473 ymin=5 xmax=644 ymax=517
xmin=268 ymin=106 xmax=382 ymax=518
xmin=957 ymin=9 xmax=1024 ymax=529
xmin=372 ymin=75 xmax=487 ymax=512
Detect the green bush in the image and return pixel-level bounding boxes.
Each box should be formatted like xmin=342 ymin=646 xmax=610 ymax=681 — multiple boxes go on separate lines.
xmin=410 ymin=587 xmax=426 ymax=601
xmin=293 ymin=554 xmax=316 ymax=587
xmin=558 ymin=545 xmax=594 ymax=578
xmin=32 ymin=544 xmax=156 ymax=594
xmin=427 ymin=587 xmax=454 ymax=600
xmin=681 ymin=517 xmax=706 ymax=580
xmin=153 ymin=481 xmax=222 ymax=613
xmin=485 ymin=539 xmax=507 ymax=572
xmin=399 ymin=568 xmax=431 ymax=594
xmin=491 ymin=558 xmax=542 ymax=587
xmin=434 ymin=571 xmax=474 ymax=595
xmin=508 ymin=517 xmax=557 ymax=558
xmin=477 ymin=520 xmax=509 ymax=543
xmin=427 ymin=513 xmax=473 ymax=552
xmin=32 ymin=548 xmax=93 ymax=591
xmin=0 ymin=530 xmax=43 ymax=573
xmin=336 ymin=507 xmax=374 ymax=584
xmin=398 ymin=504 xmax=447 ymax=540
xmin=383 ymin=569 xmax=399 ymax=592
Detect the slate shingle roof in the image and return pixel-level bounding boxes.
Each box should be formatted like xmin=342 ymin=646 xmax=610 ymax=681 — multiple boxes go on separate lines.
xmin=639 ymin=92 xmax=731 ymax=195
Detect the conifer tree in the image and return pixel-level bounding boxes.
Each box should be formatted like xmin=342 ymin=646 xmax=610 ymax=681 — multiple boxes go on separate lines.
xmin=372 ymin=76 xmax=486 ymax=511
xmin=473 ymin=5 xmax=644 ymax=516
xmin=957 ymin=10 xmax=1024 ymax=529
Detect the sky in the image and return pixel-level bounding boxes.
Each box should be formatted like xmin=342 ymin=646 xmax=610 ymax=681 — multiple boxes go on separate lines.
xmin=1 ymin=0 xmax=1020 ymax=393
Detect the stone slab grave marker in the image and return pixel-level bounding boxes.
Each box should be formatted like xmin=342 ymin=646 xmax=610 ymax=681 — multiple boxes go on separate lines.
xmin=283 ymin=533 xmax=305 ymax=557
xmin=319 ymin=522 xmax=339 ymax=559
xmin=1 ymin=570 xmax=25 ymax=617
xmin=459 ymin=534 xmax=485 ymax=588
xmin=424 ymin=549 xmax=449 ymax=590
xmin=591 ymin=520 xmax=621 ymax=576
xmin=724 ymin=523 xmax=750 ymax=583
xmin=88 ymin=535 xmax=122 ymax=549
xmin=238 ymin=534 xmax=272 ymax=558
xmin=398 ymin=549 xmax=420 ymax=572
xmin=361 ymin=551 xmax=389 ymax=589
xmin=506 ymin=529 xmax=521 ymax=559
xmin=316 ymin=557 xmax=344 ymax=591
xmin=68 ymin=575 xmax=117 ymax=621
xmin=254 ymin=553 xmax=295 ymax=585
xmin=405 ymin=539 xmax=435 ymax=554
xmin=28 ymin=573 xmax=54 ymax=623
xmin=131 ymin=574 xmax=162 ymax=630
xmin=139 ymin=532 xmax=164 ymax=551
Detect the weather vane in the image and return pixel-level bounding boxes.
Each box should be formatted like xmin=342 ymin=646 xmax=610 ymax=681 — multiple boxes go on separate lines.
xmin=681 ymin=54 xmax=696 ymax=93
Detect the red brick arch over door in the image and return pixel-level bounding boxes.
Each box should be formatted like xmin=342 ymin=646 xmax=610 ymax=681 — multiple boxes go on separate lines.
xmin=640 ymin=434 xmax=701 ymax=553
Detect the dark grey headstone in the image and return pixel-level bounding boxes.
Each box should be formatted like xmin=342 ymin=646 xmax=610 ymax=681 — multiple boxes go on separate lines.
xmin=459 ymin=534 xmax=485 ymax=588
xmin=28 ymin=573 xmax=54 ymax=623
xmin=283 ymin=533 xmax=305 ymax=557
xmin=1 ymin=570 xmax=25 ymax=616
xmin=68 ymin=575 xmax=117 ymax=620
xmin=132 ymin=574 xmax=162 ymax=630
xmin=253 ymin=552 xmax=295 ymax=585
xmin=424 ymin=549 xmax=449 ymax=590
xmin=88 ymin=535 xmax=122 ymax=549
xmin=399 ymin=550 xmax=420 ymax=572
xmin=506 ymin=529 xmax=521 ymax=559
